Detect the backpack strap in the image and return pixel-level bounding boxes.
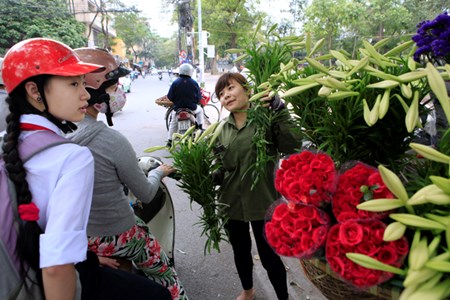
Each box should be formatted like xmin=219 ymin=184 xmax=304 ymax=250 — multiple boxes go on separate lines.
xmin=19 ymin=131 xmax=73 ymax=162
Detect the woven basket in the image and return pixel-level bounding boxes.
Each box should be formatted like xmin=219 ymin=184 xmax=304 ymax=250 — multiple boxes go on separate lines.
xmin=155 ymin=96 xmax=173 ymax=107
xmin=300 ymin=258 xmax=401 ymax=300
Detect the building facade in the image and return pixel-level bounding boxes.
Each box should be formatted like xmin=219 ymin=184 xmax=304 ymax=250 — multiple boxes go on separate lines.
xmin=66 ymin=0 xmax=127 ymax=60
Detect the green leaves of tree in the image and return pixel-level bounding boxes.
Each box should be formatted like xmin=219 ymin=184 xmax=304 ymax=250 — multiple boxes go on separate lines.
xmin=0 ymin=0 xmax=86 ymax=53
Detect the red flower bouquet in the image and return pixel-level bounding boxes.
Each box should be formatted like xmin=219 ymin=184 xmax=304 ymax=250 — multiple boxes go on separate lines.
xmin=265 ymin=200 xmax=331 ymax=258
xmin=332 ymin=162 xmax=394 ymax=222
xmin=274 ymin=151 xmax=337 ymax=207
xmin=326 ymin=219 xmax=409 ymax=288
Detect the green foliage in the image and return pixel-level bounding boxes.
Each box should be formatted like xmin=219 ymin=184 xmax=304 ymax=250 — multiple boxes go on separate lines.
xmin=113 ymin=11 xmax=153 ymax=61
xmin=200 ymin=0 xmax=266 ymax=56
xmin=0 ymin=0 xmax=86 ymax=54
xmin=300 ymin=0 xmax=449 ymax=58
xmin=403 ymin=128 xmax=450 ymax=195
xmin=152 ymin=38 xmax=177 ymax=68
xmin=241 ymin=31 xmax=438 ymax=176
xmin=170 ymin=138 xmax=228 ymax=254
xmin=147 ymin=124 xmax=230 ymax=255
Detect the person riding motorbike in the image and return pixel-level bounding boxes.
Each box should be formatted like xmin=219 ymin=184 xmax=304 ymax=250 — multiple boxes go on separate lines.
xmin=166 ymin=63 xmax=203 ymax=147
xmin=68 ymin=47 xmax=188 ymax=299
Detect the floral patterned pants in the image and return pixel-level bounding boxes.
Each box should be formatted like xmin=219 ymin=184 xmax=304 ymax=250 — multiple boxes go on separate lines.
xmin=88 ymin=216 xmax=188 ymax=300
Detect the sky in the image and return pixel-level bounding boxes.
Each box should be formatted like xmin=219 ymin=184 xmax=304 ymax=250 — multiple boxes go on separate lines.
xmin=128 ymin=0 xmax=291 ymax=38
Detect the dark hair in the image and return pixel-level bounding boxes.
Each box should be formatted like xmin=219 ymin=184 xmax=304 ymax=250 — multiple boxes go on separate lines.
xmin=214 ymin=72 xmax=249 ymax=98
xmin=2 ymin=76 xmax=51 ymax=292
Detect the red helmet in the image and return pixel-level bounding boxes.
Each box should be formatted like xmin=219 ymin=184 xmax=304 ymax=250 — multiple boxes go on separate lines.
xmin=2 ymin=38 xmax=104 ymax=93
xmin=74 ymin=47 xmax=130 ymax=89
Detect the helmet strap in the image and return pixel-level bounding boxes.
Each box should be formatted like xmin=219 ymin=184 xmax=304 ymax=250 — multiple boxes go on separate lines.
xmin=105 ymin=100 xmax=114 ymax=126
xmin=86 ymin=84 xmax=115 ymax=126
xmin=37 ymin=85 xmax=77 ymax=133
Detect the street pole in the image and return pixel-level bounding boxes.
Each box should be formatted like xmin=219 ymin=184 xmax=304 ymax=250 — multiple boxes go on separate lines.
xmin=197 ymin=0 xmax=204 ymax=84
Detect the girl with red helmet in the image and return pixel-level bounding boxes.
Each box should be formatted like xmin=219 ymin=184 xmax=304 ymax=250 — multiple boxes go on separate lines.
xmin=1 ymin=38 xmax=171 ymax=300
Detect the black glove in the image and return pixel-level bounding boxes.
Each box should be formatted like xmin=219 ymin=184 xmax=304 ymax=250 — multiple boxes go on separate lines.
xmin=211 ymin=169 xmax=224 ymax=185
xmin=269 ymin=94 xmax=285 ymax=111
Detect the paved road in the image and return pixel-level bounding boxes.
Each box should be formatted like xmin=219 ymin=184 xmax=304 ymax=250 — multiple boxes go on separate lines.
xmin=99 ymin=73 xmax=327 ymax=300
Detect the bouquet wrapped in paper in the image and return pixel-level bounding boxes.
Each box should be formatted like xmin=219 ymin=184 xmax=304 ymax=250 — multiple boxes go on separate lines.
xmin=332 ymin=162 xmax=395 ymax=223
xmin=265 ymin=200 xmax=331 ymax=258
xmin=274 ymin=150 xmax=338 ymax=207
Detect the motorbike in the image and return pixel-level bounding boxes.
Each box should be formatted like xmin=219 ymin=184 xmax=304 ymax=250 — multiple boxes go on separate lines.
xmin=173 ymin=108 xmax=196 ymax=135
xmin=155 ymin=96 xmax=198 ymax=136
xmin=158 ymin=71 xmax=163 ymax=81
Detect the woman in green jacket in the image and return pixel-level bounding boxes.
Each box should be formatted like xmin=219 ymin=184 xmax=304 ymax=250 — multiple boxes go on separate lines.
xmin=214 ymin=72 xmax=301 ymax=300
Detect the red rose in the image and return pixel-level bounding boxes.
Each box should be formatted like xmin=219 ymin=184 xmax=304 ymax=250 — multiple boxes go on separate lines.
xmin=312 ymin=226 xmax=328 ymax=245
xmin=280 ymin=214 xmax=295 ymax=234
xmin=338 ymin=220 xmax=364 ymax=246
xmin=298 ymin=205 xmax=318 ymax=220
xmin=300 ymin=235 xmax=314 ymax=251
xmin=355 ymin=241 xmax=379 ymax=257
xmin=326 ymin=243 xmax=341 ymax=257
xmin=394 ymin=238 xmax=410 ymax=256
xmin=327 ymin=256 xmax=346 ymax=276
xmin=336 ymin=211 xmax=360 ymax=222
xmin=326 ymin=225 xmax=340 ymax=243
xmin=377 ymin=246 xmax=399 ymax=265
xmin=272 ymin=203 xmax=289 ymax=221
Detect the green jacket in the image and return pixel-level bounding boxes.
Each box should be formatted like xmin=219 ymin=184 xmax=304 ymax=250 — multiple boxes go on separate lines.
xmin=216 ymin=110 xmax=301 ymax=221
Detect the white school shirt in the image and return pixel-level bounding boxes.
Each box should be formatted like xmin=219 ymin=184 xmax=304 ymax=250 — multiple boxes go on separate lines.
xmin=19 ymin=114 xmax=94 ymax=268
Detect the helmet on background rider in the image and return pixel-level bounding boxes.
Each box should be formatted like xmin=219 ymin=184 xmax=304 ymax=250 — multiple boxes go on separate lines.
xmin=74 ymin=48 xmax=131 ymax=126
xmin=2 ymin=38 xmax=104 ymax=132
xmin=179 ymin=63 xmax=194 ymax=77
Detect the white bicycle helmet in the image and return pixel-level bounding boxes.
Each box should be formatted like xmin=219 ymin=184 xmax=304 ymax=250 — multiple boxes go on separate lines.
xmin=179 ymin=63 xmax=194 ymax=77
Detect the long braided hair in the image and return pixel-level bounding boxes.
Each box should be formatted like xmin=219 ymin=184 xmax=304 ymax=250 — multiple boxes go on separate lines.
xmin=2 ymin=75 xmax=51 ymax=291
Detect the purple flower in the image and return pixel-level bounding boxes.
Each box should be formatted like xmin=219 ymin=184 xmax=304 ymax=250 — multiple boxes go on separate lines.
xmin=412 ymin=12 xmax=450 ymax=64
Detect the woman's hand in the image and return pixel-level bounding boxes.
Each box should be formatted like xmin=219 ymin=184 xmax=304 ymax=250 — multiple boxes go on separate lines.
xmin=157 ymin=163 xmax=176 ymax=177
xmin=259 ymin=93 xmax=272 ymax=108
xmin=98 ymin=256 xmax=120 ymax=269
xmin=259 ymin=92 xmax=285 ymax=111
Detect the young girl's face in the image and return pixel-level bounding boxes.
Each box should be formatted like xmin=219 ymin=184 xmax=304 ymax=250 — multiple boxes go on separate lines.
xmin=44 ymin=75 xmax=91 ymax=122
xmin=218 ymin=79 xmax=250 ymax=112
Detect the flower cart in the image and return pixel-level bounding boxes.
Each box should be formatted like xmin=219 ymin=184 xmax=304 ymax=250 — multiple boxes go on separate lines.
xmin=233 ymin=11 xmax=450 ymax=300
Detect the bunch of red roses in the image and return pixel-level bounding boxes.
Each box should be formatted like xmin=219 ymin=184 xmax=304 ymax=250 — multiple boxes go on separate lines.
xmin=274 ymin=151 xmax=337 ymax=207
xmin=326 ymin=219 xmax=409 ymax=288
xmin=332 ymin=162 xmax=395 ymax=223
xmin=265 ymin=200 xmax=331 ymax=258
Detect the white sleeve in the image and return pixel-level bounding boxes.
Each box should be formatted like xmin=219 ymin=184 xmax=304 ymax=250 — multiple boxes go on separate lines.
xmin=39 ymin=147 xmax=94 ymax=268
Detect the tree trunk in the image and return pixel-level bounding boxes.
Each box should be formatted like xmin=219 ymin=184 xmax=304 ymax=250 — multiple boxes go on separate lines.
xmin=210 ymin=56 xmax=218 ymax=75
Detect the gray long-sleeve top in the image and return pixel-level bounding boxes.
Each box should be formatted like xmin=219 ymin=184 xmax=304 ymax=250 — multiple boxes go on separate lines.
xmin=67 ymin=115 xmax=163 ymax=236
